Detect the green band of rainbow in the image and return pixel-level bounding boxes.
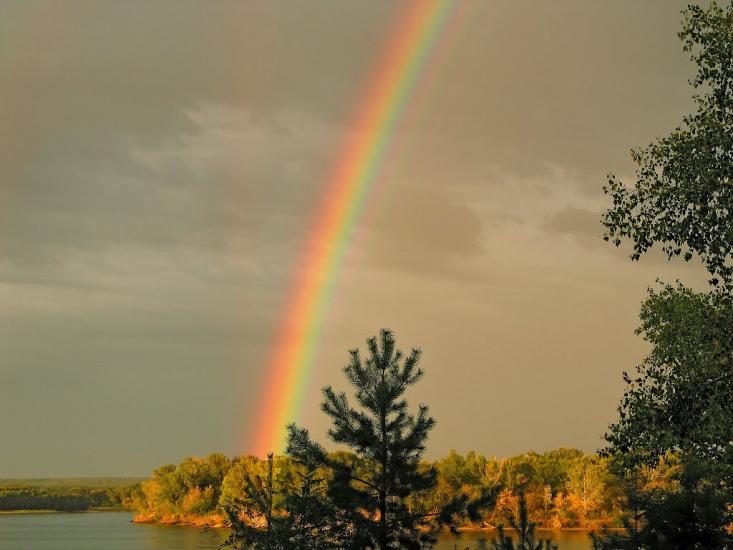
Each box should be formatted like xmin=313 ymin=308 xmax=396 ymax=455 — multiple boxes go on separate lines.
xmin=250 ymin=0 xmax=457 ymax=456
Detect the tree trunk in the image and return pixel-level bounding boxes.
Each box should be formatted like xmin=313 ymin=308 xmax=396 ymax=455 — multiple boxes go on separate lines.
xmin=266 ymin=453 xmax=273 ymax=550
xmin=379 ymin=366 xmax=388 ymax=550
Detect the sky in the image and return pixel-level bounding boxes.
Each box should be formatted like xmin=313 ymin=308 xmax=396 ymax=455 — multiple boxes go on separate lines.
xmin=0 ymin=1 xmax=711 ymax=478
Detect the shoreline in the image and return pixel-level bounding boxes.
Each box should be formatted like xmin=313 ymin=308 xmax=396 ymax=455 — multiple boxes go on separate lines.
xmin=0 ymin=510 xmax=64 ymax=515
xmin=132 ymin=512 xmax=227 ymax=528
xmin=457 ymin=526 xmax=624 ymax=533
xmin=2 ymin=509 xmax=623 ymax=533
xmin=0 ymin=508 xmax=127 ymax=515
xmin=132 ymin=514 xmax=619 ymax=533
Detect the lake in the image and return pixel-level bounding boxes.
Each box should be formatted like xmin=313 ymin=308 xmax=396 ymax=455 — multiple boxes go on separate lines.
xmin=0 ymin=512 xmax=595 ymax=549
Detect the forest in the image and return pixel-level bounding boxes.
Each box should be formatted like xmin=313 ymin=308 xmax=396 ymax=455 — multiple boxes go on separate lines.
xmin=0 ymin=478 xmax=141 ymax=512
xmin=130 ymin=448 xmax=638 ymax=530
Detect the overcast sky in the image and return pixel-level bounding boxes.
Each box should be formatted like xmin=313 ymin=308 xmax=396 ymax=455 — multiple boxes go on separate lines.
xmin=0 ymin=1 xmax=711 ymax=478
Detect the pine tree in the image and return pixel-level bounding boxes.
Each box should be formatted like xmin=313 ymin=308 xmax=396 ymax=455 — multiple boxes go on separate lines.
xmin=222 ymin=453 xmax=277 ymax=550
xmin=278 ymin=454 xmax=348 ymax=549
xmin=223 ymin=453 xmax=345 ymax=549
xmin=287 ymin=329 xmax=488 ymax=549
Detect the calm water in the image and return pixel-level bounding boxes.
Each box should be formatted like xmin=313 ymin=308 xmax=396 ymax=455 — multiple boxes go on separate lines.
xmin=0 ymin=512 xmax=594 ymax=550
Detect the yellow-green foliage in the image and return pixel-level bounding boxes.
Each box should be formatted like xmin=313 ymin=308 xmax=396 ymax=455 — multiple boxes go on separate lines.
xmin=133 ymin=448 xmax=635 ymax=528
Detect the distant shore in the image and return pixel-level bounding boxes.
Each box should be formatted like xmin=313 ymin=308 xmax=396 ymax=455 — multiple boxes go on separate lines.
xmin=0 ymin=510 xmax=62 ymax=515
xmin=0 ymin=507 xmax=126 ymax=515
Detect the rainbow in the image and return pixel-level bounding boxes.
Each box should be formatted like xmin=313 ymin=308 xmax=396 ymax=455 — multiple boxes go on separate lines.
xmin=250 ymin=0 xmax=458 ymax=456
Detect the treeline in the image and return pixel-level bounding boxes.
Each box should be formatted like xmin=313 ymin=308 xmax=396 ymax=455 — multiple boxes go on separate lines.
xmin=0 ymin=482 xmax=140 ymax=512
xmin=131 ymin=448 xmax=632 ymax=529
xmin=0 ymin=477 xmax=143 ymax=489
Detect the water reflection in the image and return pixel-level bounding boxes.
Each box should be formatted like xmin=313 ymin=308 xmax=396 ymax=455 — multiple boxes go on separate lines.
xmin=0 ymin=512 xmax=593 ymax=550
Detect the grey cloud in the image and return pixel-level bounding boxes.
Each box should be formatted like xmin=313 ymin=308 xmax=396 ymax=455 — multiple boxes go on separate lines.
xmin=543 ymin=206 xmax=603 ymax=241
xmin=1 ymin=104 xmax=338 ymax=292
xmin=363 ymin=181 xmax=484 ymax=280
xmin=0 ymin=0 xmax=715 ymax=476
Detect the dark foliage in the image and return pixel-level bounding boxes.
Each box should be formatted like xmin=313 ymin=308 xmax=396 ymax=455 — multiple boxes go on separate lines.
xmin=287 ymin=329 xmax=493 ymax=549
xmin=602 ymin=1 xmax=733 ymax=289
xmin=599 ymin=3 xmax=733 ymax=548
xmin=223 ymin=453 xmax=348 ymax=550
xmin=0 ymin=485 xmax=135 ymax=511
xmin=604 ymin=285 xmax=733 ymax=477
xmin=592 ymin=459 xmax=730 ymax=550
